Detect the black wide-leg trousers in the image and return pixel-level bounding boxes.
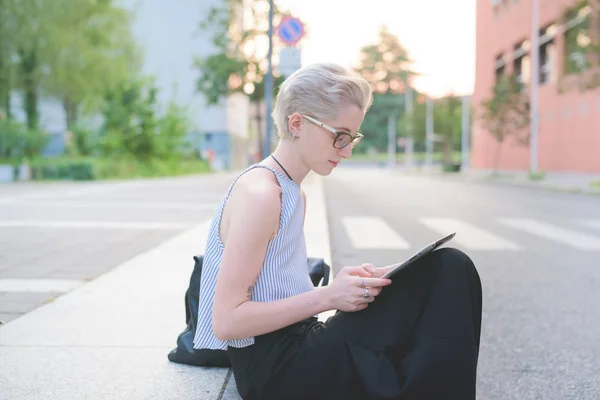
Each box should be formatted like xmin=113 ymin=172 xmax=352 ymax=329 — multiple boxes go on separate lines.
xmin=227 ymin=247 xmax=483 ymax=400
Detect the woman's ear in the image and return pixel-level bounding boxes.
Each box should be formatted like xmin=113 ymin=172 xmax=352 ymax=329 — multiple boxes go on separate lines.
xmin=287 ymin=113 xmax=303 ymax=138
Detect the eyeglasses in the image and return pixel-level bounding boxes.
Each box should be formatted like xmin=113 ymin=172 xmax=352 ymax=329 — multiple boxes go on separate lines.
xmin=301 ymin=114 xmax=363 ymax=149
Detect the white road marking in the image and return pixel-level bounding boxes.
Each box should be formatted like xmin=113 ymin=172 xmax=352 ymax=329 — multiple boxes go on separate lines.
xmin=11 ymin=200 xmax=219 ymax=211
xmin=580 ymin=219 xmax=600 ymax=230
xmin=420 ymin=218 xmax=521 ymax=250
xmin=498 ymin=218 xmax=600 ymax=250
xmin=0 ymin=279 xmax=85 ymax=293
xmin=0 ymin=221 xmax=191 ymax=230
xmin=341 ymin=216 xmax=410 ymax=249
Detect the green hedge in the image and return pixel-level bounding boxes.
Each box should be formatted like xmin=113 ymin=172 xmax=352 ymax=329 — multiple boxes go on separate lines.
xmin=30 ymin=159 xmax=95 ymax=181
xmin=28 ymin=157 xmax=212 ymax=181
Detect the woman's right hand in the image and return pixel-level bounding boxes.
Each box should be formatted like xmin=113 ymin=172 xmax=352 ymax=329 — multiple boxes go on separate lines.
xmin=324 ymin=264 xmax=392 ymax=312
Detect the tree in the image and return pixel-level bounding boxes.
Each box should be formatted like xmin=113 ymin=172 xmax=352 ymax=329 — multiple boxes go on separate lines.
xmin=194 ymin=0 xmax=286 ymax=156
xmin=356 ymin=25 xmax=418 ymax=94
xmin=434 ymin=94 xmax=464 ymax=165
xmin=479 ymin=73 xmax=530 ymax=172
xmin=355 ymin=26 xmax=419 ymax=153
xmin=559 ymin=0 xmax=600 ymax=91
xmin=43 ymin=0 xmax=142 ymax=130
xmin=0 ymin=0 xmax=17 ymax=118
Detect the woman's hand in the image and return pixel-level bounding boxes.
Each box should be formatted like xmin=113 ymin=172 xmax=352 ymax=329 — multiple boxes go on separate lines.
xmin=361 ymin=262 xmax=396 ymax=278
xmin=324 ymin=264 xmax=392 ymax=312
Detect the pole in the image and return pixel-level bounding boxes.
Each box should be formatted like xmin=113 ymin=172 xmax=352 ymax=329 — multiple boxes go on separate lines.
xmin=263 ymin=0 xmax=275 ymax=159
xmin=530 ymin=0 xmax=540 ymax=173
xmin=388 ymin=113 xmax=397 ymax=169
xmin=461 ymin=95 xmax=470 ymax=171
xmin=405 ymin=87 xmax=413 ymax=167
xmin=425 ymin=96 xmax=433 ymax=168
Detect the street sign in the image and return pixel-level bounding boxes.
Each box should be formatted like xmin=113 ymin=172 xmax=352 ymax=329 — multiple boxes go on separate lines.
xmin=276 ymin=15 xmax=305 ymax=46
xmin=278 ymin=47 xmax=302 ymax=77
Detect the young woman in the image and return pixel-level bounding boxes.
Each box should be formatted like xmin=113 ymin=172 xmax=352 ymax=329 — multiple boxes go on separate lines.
xmin=193 ymin=63 xmax=483 ymax=400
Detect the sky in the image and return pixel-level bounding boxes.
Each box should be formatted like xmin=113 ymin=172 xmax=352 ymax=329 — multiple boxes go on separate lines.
xmin=274 ymin=0 xmax=477 ymax=98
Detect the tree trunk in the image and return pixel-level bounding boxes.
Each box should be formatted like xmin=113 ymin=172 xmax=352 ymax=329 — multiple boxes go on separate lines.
xmin=493 ymin=138 xmax=503 ymax=175
xmin=63 ymin=97 xmax=79 ymax=131
xmin=0 ymin=11 xmax=11 ymax=119
xmin=442 ymin=134 xmax=453 ymax=165
xmin=19 ymin=49 xmax=39 ymax=130
xmin=254 ymin=101 xmax=262 ymax=161
xmin=588 ymin=0 xmax=599 ymax=68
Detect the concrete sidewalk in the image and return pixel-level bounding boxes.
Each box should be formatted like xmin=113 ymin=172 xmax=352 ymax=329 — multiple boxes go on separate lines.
xmin=0 ymin=172 xmax=332 ymax=400
xmin=391 ymin=167 xmax=600 ymax=196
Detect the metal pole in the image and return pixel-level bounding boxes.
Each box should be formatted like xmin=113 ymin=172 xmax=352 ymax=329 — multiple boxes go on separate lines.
xmin=405 ymin=87 xmax=413 ymax=167
xmin=388 ymin=113 xmax=396 ymax=169
xmin=263 ymin=0 xmax=275 ymax=159
xmin=461 ymin=95 xmax=470 ymax=171
xmin=530 ymin=0 xmax=540 ymax=173
xmin=425 ymin=96 xmax=433 ymax=168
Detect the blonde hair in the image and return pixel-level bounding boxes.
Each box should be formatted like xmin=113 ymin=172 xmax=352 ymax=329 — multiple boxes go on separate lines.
xmin=272 ymin=63 xmax=373 ymax=139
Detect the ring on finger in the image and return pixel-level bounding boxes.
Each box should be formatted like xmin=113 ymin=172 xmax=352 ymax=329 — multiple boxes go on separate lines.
xmin=360 ymin=278 xmax=366 ymax=289
xmin=363 ymin=288 xmax=370 ymax=298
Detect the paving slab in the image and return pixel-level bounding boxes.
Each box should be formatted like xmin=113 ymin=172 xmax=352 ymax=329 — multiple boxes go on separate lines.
xmin=0 ymin=172 xmax=330 ymax=400
xmin=0 ymin=347 xmax=228 ymax=400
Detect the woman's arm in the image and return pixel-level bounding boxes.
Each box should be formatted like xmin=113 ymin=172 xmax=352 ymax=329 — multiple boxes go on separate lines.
xmin=211 ymin=173 xmax=391 ymax=341
xmin=211 ymin=176 xmax=329 ymax=341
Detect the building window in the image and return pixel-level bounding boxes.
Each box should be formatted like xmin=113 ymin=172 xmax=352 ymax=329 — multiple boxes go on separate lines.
xmin=563 ymin=4 xmax=592 ymax=74
xmin=539 ymin=24 xmax=557 ymax=84
xmin=495 ymin=53 xmax=506 ymax=82
xmin=492 ymin=0 xmax=500 ymax=19
xmin=513 ymin=41 xmax=530 ymax=86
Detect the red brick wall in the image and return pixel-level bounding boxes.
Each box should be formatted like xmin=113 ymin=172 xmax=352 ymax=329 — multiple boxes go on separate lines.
xmin=472 ymin=0 xmax=600 ymax=173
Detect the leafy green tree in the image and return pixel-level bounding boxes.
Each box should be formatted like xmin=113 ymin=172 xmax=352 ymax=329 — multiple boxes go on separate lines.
xmin=43 ymin=0 xmax=142 ymax=130
xmin=560 ymin=0 xmax=600 ymax=91
xmin=356 ymin=25 xmax=418 ymax=94
xmin=355 ymin=26 xmax=418 ymax=153
xmin=99 ymin=77 xmax=191 ymax=162
xmin=433 ymin=95 xmax=463 ymax=164
xmin=0 ymin=0 xmax=18 ymax=118
xmin=2 ymin=0 xmax=140 ymax=131
xmin=479 ymin=73 xmax=530 ymax=172
xmin=194 ymin=0 xmax=286 ymax=155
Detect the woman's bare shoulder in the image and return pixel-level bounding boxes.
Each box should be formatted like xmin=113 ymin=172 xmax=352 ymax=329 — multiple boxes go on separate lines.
xmin=226 ymin=167 xmax=282 ymax=218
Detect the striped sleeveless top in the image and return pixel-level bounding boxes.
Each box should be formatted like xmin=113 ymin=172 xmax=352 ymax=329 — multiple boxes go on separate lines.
xmin=193 ymin=163 xmax=315 ymax=350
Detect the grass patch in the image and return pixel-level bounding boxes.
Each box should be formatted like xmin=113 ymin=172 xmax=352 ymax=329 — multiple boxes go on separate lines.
xmin=528 ymin=171 xmax=546 ymax=181
xmin=590 ymin=180 xmax=600 ymax=188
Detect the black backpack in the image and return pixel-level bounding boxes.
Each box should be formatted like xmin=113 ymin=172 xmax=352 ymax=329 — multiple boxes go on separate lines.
xmin=168 ymin=255 xmax=331 ymax=367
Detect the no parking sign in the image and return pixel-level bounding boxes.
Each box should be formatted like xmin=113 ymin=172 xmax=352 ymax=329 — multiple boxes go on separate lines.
xmin=276 ymin=15 xmax=305 ymax=46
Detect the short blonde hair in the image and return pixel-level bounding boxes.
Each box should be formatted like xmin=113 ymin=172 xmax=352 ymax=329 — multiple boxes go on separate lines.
xmin=272 ymin=63 xmax=373 ymax=139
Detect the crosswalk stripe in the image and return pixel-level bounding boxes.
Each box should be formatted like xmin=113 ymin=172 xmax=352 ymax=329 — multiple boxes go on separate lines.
xmin=498 ymin=218 xmax=600 ymax=250
xmin=0 ymin=220 xmax=191 ymax=230
xmin=419 ymin=218 xmax=521 ymax=250
xmin=341 ymin=216 xmax=410 ymax=249
xmin=581 ymin=220 xmax=600 ymax=230
xmin=0 ymin=279 xmax=84 ymax=293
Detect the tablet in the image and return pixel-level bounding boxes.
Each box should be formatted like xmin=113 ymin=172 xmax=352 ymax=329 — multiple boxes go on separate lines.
xmin=381 ymin=232 xmax=456 ymax=279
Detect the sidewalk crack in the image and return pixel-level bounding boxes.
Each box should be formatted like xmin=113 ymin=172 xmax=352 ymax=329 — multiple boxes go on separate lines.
xmin=216 ymin=368 xmax=233 ymax=400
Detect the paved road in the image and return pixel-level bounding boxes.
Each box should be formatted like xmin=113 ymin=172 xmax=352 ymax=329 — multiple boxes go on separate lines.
xmin=2 ymin=168 xmax=599 ymax=399
xmin=0 ymin=174 xmax=237 ymax=324
xmin=326 ymin=167 xmax=600 ymax=400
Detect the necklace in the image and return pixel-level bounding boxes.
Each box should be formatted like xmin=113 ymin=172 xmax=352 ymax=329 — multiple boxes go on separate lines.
xmin=270 ymin=154 xmax=293 ymax=181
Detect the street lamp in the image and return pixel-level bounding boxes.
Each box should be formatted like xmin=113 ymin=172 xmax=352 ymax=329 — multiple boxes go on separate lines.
xmin=530 ymin=0 xmax=540 ymax=174
xmin=263 ymin=0 xmax=275 ymax=159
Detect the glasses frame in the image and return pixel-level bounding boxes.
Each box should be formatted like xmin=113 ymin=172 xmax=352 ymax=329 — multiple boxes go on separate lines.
xmin=300 ymin=114 xmax=363 ymax=149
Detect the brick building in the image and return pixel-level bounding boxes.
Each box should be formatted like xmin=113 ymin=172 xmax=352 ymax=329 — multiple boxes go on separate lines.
xmin=472 ymin=0 xmax=600 ymax=173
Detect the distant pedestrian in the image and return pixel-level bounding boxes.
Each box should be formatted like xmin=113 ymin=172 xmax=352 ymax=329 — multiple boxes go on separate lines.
xmin=193 ymin=63 xmax=482 ymax=400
